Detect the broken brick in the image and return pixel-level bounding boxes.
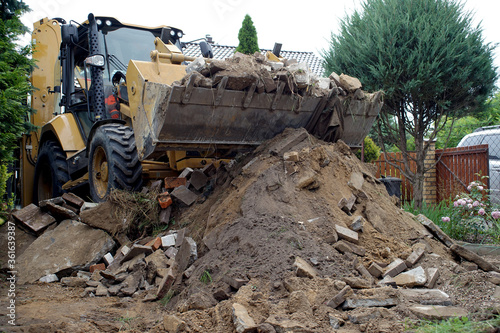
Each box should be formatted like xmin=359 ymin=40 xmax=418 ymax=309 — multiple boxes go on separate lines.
xmin=158 ymin=192 xmax=173 ymax=209
xmin=164 ymin=177 xmax=187 ymax=189
xmin=12 ymin=203 xmax=56 ymax=235
xmin=90 ymin=263 xmax=105 ymax=273
xmin=201 ymin=163 xmax=216 ymax=177
xmin=145 ymin=237 xmax=162 ymax=251
xmin=189 ymin=170 xmax=208 ymax=190
xmin=327 ymin=285 xmax=352 ymax=309
xmin=383 ymin=259 xmax=407 ymax=278
xmin=171 ymin=185 xmax=198 ymax=206
xmin=62 ymin=192 xmax=85 ymax=208
xmin=368 ymin=262 xmax=384 ymax=278
xmin=335 ymin=225 xmax=359 ymax=244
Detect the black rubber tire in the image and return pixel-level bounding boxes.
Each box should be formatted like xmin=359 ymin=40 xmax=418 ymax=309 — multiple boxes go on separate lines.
xmin=33 ymin=140 xmax=70 ymax=204
xmin=88 ymin=124 xmax=142 ymax=202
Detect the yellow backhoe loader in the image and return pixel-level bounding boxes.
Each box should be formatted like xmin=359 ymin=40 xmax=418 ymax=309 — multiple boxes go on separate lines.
xmin=18 ymin=14 xmax=382 ymax=206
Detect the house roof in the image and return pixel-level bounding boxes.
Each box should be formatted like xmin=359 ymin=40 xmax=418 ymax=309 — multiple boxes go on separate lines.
xmin=181 ymin=42 xmax=326 ymax=77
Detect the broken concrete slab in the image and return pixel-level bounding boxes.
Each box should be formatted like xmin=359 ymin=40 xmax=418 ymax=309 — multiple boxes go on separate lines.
xmin=171 ymin=185 xmax=198 ymax=206
xmin=349 ymin=171 xmax=364 ymax=190
xmin=62 ymin=192 xmax=85 ymax=209
xmin=175 ymin=228 xmax=186 ymax=248
xmin=189 ymin=170 xmax=209 ymax=190
xmin=393 ymin=266 xmax=427 ymax=287
xmin=335 ymin=225 xmax=359 ymax=244
xmin=356 ymin=264 xmax=373 ymax=281
xmin=39 ymin=274 xmax=59 ymax=283
xmin=339 ymin=73 xmax=362 ymax=92
xmin=293 ymin=256 xmax=317 ymax=278
xmin=334 ymin=240 xmax=365 ymax=256
xmin=159 ymin=206 xmax=172 ymax=225
xmin=343 ymin=277 xmax=372 ymax=289
xmin=45 ymin=201 xmax=79 ymax=220
xmin=450 ymin=244 xmax=499 ymax=272
xmin=12 ymin=203 xmax=56 ymax=235
xmin=405 ymin=243 xmax=426 ymax=267
xmin=410 ymin=305 xmax=468 ymax=320
xmin=269 ymin=128 xmax=309 ymax=156
xmin=223 ymin=275 xmax=249 ymax=290
xmin=232 ymin=303 xmax=257 ymax=333
xmin=17 ymin=220 xmax=115 ymax=284
xmin=347 ymin=308 xmax=395 ymax=325
xmin=425 ymin=268 xmax=440 ymax=288
xmin=156 ymin=267 xmax=176 ymax=299
xmin=342 ymin=297 xmax=398 ymax=310
xmin=383 ymin=258 xmax=407 ymax=278
xmin=368 ymin=262 xmax=384 ymax=278
xmin=121 ymin=244 xmax=153 ymax=263
xmin=417 ymin=214 xmax=455 ymax=248
xmin=161 ymin=234 xmax=177 ymax=248
xmin=400 ymin=289 xmax=452 ymax=306
xmin=61 ymin=277 xmax=88 ymax=288
xmin=283 ymin=151 xmax=299 ymax=162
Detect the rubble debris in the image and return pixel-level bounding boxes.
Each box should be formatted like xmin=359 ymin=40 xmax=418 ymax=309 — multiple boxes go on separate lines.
xmin=327 ymin=285 xmax=353 ymax=309
xmin=12 ymin=203 xmax=56 ymax=235
xmin=409 ymin=305 xmax=468 ymax=320
xmin=405 ymin=243 xmax=426 ymax=267
xmin=335 ymin=225 xmax=359 ymax=244
xmin=171 ymin=185 xmax=198 ymax=206
xmin=393 ymin=266 xmax=427 ymax=287
xmin=158 ymin=192 xmax=173 ymax=209
xmin=89 ymin=263 xmax=105 ymax=273
xmin=17 ymin=220 xmax=115 ymax=284
xmin=399 ymin=289 xmax=452 ymax=306
xmin=383 ymin=258 xmax=407 ymax=278
xmin=450 ymin=244 xmax=500 ymax=272
xmin=425 ymin=267 xmax=440 ymax=288
xmin=232 ymin=303 xmax=257 ymax=333
xmin=293 ymin=256 xmax=317 ymax=278
xmin=417 ymin=214 xmax=455 ymax=248
xmin=39 ymin=274 xmax=59 ymax=283
xmin=164 ymin=176 xmax=187 ymax=189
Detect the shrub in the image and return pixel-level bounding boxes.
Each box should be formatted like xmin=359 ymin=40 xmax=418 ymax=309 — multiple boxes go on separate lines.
xmin=356 ymin=136 xmax=381 ymax=162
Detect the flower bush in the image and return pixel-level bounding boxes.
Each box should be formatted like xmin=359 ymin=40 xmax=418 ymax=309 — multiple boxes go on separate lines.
xmin=440 ymin=179 xmax=500 ymax=243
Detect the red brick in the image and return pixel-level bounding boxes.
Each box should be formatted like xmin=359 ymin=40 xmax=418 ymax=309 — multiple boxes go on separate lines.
xmin=164 ymin=177 xmax=187 ymax=189
xmin=90 ymin=263 xmax=105 ymax=273
xmin=146 ymin=237 xmax=162 ymax=251
xmin=158 ymin=193 xmax=173 ymax=209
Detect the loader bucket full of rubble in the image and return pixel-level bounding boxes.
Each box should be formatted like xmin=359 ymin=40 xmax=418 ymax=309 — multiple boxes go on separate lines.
xmin=129 ymin=52 xmax=383 ymax=161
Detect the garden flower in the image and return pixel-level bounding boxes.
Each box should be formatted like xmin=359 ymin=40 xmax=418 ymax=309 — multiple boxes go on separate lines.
xmin=467 ymin=199 xmax=473 ymax=203
xmin=492 ymin=211 xmax=500 ymax=219
xmin=467 ymin=203 xmax=473 ymax=209
xmin=454 ymin=201 xmax=459 ymax=207
xmin=478 ymin=186 xmax=484 ymax=191
xmin=467 ymin=185 xmax=472 ymax=191
xmin=441 ymin=216 xmax=450 ymax=222
xmin=478 ymin=208 xmax=486 ymax=215
xmin=473 ymin=201 xmax=479 ymax=207
xmin=459 ymin=199 xmax=467 ymax=206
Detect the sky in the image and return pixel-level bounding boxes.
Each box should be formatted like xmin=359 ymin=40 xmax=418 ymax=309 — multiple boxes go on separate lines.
xmin=19 ymin=0 xmax=500 ymax=74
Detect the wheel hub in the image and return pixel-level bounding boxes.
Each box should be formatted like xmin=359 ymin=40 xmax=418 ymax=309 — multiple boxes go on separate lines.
xmin=92 ymin=146 xmax=109 ymax=199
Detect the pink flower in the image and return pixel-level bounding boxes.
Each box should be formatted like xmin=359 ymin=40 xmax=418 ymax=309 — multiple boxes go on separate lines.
xmin=492 ymin=211 xmax=500 ymax=219
xmin=454 ymin=201 xmax=459 ymax=207
xmin=467 ymin=185 xmax=472 ymax=191
xmin=478 ymin=208 xmax=486 ymax=215
xmin=467 ymin=203 xmax=473 ymax=209
xmin=473 ymin=201 xmax=480 ymax=207
xmin=478 ymin=186 xmax=484 ymax=191
xmin=460 ymin=199 xmax=467 ymax=206
xmin=467 ymin=199 xmax=473 ymax=203
xmin=441 ymin=216 xmax=450 ymax=222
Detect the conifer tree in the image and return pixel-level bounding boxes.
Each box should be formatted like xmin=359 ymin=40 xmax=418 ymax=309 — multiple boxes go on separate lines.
xmin=236 ymin=14 xmax=259 ymax=55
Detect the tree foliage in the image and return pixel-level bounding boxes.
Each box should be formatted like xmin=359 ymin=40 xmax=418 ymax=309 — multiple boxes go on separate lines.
xmin=356 ymin=136 xmax=381 ymax=162
xmin=0 ymin=0 xmax=33 ymax=209
xmin=323 ymin=0 xmax=497 ymax=207
xmin=235 ymin=14 xmax=259 ymax=55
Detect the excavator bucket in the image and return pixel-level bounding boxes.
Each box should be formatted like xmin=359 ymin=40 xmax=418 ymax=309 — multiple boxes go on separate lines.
xmin=127 ymin=58 xmax=383 ymax=162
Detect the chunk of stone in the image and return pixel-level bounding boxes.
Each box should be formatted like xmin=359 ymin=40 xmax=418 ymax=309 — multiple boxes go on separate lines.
xmin=417 ymin=214 xmax=455 ymax=248
xmin=339 ymin=74 xmax=362 ymax=92
xmin=39 ymin=274 xmax=59 ymax=283
xmin=350 ymin=216 xmax=364 ymax=232
xmin=103 ymin=253 xmax=114 ymax=266
xmin=335 ymin=225 xmax=359 ymax=244
xmin=425 ymin=268 xmax=440 ymax=288
xmin=12 ymin=203 xmax=56 ymax=235
xmin=342 ymin=297 xmax=398 ymax=310
xmin=17 ymin=220 xmax=115 ymax=284
xmin=189 ymin=170 xmax=208 ymax=191
xmin=95 ymin=283 xmax=109 ymax=297
xmin=410 ymin=305 xmax=468 ymax=320
xmin=393 ymin=266 xmax=427 ymax=287
xmin=378 ymin=275 xmax=396 ymax=288
xmin=62 ymin=192 xmax=85 ymax=209
xmin=61 ymin=277 xmax=88 ymax=288
xmin=45 ymin=201 xmax=79 ymax=220
xmin=383 ymin=258 xmax=407 ymax=278
xmin=488 ymin=271 xmax=500 ymax=285
xmin=163 ymin=314 xmax=186 ymax=333
xmin=368 ymin=262 xmax=384 ymax=278
xmin=171 ymin=185 xmax=198 ymax=206
xmin=283 ymin=151 xmax=299 ymax=162
xmin=161 ymin=234 xmax=177 ymax=248
xmin=326 ymin=285 xmax=352 ymax=309
xmin=293 ymin=256 xmax=317 ymax=278
xmin=343 ymin=277 xmax=372 ymax=289
xmin=356 ymin=264 xmax=374 ymax=281
xmin=405 ymin=243 xmax=426 ymax=267
xmin=121 ymin=244 xmax=153 ymax=263
xmin=223 ymin=275 xmax=249 ymax=290
xmin=349 ymin=171 xmax=364 ymax=190
xmin=165 ymin=246 xmax=178 ymax=259
xmin=232 ymin=303 xmax=257 ymax=333
xmin=450 ymin=244 xmax=499 ymax=272
xmin=400 ymin=289 xmax=452 ymax=306
xmin=156 ymin=267 xmax=176 ymax=299
xmin=269 ymin=128 xmax=309 ymax=156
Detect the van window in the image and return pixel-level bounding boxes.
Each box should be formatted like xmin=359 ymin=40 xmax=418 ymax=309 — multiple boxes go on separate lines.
xmin=481 ymin=135 xmax=500 ymax=160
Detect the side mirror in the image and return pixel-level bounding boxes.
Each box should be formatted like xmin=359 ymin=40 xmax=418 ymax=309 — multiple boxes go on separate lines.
xmin=85 ymin=54 xmax=105 ymax=68
xmin=200 ymin=41 xmax=213 ymax=58
xmin=61 ymin=24 xmax=78 ymax=45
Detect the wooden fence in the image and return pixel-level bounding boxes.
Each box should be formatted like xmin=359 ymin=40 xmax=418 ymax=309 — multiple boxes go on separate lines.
xmin=373 ymin=144 xmax=489 ymax=203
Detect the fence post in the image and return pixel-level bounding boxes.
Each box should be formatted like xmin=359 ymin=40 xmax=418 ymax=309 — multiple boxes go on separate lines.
xmin=423 ymin=139 xmax=437 ymax=205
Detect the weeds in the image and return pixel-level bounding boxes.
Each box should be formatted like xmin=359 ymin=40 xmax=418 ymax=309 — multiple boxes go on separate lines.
xmin=407 ymin=315 xmax=500 ymax=333
xmin=200 ymin=270 xmax=213 ymax=284
xmin=159 ymin=290 xmax=175 ymax=306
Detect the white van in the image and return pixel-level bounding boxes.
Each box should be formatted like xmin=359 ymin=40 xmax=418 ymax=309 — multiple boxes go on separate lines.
xmin=457 ymin=126 xmax=500 ymax=204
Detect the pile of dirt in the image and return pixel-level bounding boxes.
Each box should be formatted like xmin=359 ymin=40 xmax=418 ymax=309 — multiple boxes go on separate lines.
xmin=2 ymin=128 xmax=500 ymax=333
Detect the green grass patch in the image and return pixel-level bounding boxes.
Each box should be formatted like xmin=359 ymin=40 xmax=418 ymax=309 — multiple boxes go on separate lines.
xmin=200 ymin=270 xmax=213 ymax=284
xmin=407 ymin=315 xmax=500 ymax=332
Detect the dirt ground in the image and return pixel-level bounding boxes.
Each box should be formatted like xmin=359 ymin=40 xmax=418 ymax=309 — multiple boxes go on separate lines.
xmin=1 ymin=128 xmax=500 ymax=332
